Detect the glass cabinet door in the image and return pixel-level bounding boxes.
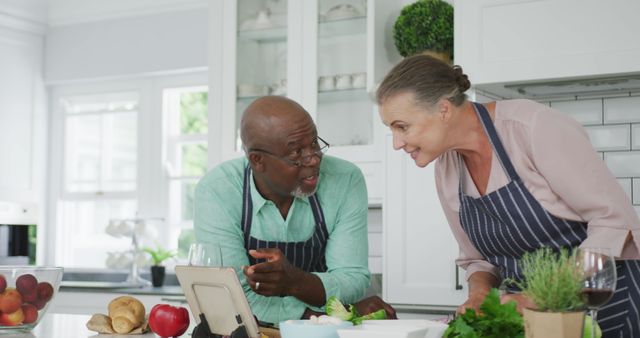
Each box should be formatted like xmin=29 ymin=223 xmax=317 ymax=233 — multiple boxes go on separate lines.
xmin=235 ymin=0 xmax=288 ymax=151
xmin=315 ymin=0 xmax=371 ymax=148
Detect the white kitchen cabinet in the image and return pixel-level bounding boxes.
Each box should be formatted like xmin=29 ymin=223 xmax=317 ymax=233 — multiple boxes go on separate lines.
xmin=208 ymin=0 xmax=403 ymax=205
xmin=383 ymin=134 xmax=467 ymax=307
xmin=454 ymin=0 xmax=640 ymax=99
xmin=0 ymin=23 xmax=46 ymax=206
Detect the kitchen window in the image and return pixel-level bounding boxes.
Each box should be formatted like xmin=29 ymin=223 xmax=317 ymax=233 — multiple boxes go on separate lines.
xmin=48 ymin=74 xmax=208 ymax=269
xmin=53 ymin=91 xmax=140 ymax=268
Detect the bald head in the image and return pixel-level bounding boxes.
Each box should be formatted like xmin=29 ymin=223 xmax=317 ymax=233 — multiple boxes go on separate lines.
xmin=240 ymin=96 xmax=315 ymax=150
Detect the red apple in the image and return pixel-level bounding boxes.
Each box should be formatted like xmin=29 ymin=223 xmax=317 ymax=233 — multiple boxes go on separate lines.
xmin=0 ymin=308 xmax=24 ymax=326
xmin=21 ymin=304 xmax=38 ymax=324
xmin=22 ymin=290 xmax=37 ymax=303
xmin=16 ymin=274 xmax=38 ymax=295
xmin=36 ymin=282 xmax=54 ymax=302
xmin=0 ymin=288 xmax=23 ymax=313
xmin=31 ymin=299 xmax=46 ymax=310
xmin=0 ymin=274 xmax=6 ymax=293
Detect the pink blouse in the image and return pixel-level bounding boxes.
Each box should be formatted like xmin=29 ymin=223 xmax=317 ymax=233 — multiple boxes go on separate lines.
xmin=434 ymin=99 xmax=640 ymax=280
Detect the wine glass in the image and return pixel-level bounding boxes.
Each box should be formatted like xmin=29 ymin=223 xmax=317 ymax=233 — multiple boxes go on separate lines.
xmin=577 ymin=248 xmax=617 ymax=338
xmin=187 ymin=243 xmax=224 ymax=267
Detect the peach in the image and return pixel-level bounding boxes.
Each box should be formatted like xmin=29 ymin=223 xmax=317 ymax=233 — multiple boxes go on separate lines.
xmin=36 ymin=282 xmax=54 ymax=302
xmin=0 ymin=288 xmax=23 ymax=313
xmin=21 ymin=304 xmax=38 ymax=324
xmin=0 ymin=308 xmax=24 ymax=326
xmin=16 ymin=274 xmax=38 ymax=294
xmin=0 ymin=274 xmax=6 ymax=293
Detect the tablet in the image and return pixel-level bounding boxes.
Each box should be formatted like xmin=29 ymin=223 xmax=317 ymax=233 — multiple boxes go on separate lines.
xmin=175 ymin=265 xmax=260 ymax=338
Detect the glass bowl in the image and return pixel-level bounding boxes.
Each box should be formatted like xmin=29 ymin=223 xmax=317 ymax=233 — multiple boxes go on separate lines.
xmin=0 ymin=266 xmax=63 ymax=333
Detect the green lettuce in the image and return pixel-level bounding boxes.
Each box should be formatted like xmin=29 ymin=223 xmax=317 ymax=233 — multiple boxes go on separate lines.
xmin=326 ymin=296 xmax=387 ymax=325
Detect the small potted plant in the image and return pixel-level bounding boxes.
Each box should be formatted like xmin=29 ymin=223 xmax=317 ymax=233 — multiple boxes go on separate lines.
xmin=143 ymin=245 xmax=176 ymax=287
xmin=510 ymin=247 xmax=586 ymax=338
xmin=393 ymin=0 xmax=453 ymax=61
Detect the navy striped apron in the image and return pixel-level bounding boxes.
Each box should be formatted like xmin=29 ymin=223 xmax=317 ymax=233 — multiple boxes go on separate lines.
xmin=458 ymin=102 xmax=640 ymax=337
xmin=241 ymin=165 xmax=329 ymax=272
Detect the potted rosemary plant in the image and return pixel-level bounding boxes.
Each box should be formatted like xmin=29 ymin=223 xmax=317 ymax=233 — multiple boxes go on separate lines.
xmin=143 ymin=245 xmax=176 ymax=287
xmin=510 ymin=247 xmax=586 ymax=338
xmin=393 ymin=0 xmax=454 ymax=61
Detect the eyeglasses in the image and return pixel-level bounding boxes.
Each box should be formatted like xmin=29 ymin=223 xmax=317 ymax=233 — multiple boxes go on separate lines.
xmin=249 ymin=136 xmax=330 ymax=167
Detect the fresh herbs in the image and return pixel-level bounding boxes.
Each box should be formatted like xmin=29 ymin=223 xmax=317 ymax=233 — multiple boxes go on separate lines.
xmin=443 ymin=289 xmax=524 ymax=338
xmin=510 ymin=247 xmax=584 ymax=312
xmin=325 ymin=296 xmax=387 ymax=325
xmin=143 ymin=245 xmax=176 ymax=266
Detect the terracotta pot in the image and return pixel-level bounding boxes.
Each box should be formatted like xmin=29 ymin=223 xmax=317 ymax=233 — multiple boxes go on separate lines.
xmin=421 ymin=50 xmax=452 ymax=64
xmin=150 ymin=265 xmax=165 ymax=287
xmin=523 ymin=308 xmax=585 ymax=338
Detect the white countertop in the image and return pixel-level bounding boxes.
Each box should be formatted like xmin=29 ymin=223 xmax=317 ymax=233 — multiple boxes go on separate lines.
xmin=0 ymin=313 xmax=192 ymax=338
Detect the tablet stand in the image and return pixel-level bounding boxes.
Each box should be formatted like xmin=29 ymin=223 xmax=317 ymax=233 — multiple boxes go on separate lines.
xmin=192 ymin=313 xmax=250 ymax=338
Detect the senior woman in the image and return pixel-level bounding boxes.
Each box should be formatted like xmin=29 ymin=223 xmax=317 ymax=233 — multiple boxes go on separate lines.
xmin=376 ymin=54 xmax=640 ymax=337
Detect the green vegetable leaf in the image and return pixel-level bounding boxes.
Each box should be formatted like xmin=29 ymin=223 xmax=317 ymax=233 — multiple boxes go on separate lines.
xmin=326 ymin=296 xmax=353 ymax=321
xmin=444 ymin=289 xmax=524 ymax=338
xmin=351 ymin=309 xmax=387 ymax=325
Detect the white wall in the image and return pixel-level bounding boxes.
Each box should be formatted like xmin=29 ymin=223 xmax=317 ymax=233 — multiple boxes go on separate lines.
xmin=45 ymin=8 xmax=208 ymax=83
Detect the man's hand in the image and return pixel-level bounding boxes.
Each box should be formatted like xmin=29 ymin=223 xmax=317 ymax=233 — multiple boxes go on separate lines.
xmin=351 ymin=296 xmax=397 ymax=319
xmin=243 ymin=248 xmax=300 ymax=297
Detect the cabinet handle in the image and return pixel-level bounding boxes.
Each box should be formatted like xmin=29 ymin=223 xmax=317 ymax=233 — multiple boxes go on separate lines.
xmin=455 ymin=265 xmax=463 ymax=290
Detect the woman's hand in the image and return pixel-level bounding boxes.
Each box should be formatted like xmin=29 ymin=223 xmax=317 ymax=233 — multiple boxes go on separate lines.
xmin=500 ymin=293 xmax=537 ymax=314
xmin=457 ymin=291 xmax=488 ymax=314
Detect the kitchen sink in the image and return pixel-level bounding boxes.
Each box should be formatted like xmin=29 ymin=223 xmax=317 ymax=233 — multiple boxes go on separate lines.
xmin=60 ymin=270 xmax=179 ymax=288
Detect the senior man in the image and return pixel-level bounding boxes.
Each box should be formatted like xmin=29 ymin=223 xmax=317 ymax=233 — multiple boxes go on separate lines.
xmin=194 ymin=96 xmax=395 ymax=324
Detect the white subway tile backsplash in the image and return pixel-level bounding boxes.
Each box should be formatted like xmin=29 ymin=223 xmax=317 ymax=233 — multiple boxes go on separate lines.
xmin=617 ymin=178 xmax=632 ymax=200
xmin=633 ymin=124 xmax=640 ymax=150
xmin=585 ymin=125 xmax=630 ymax=151
xmin=605 ymin=152 xmax=640 ymax=177
xmin=634 ymin=179 xmax=640 ymax=205
xmin=551 ymin=99 xmax=602 ymax=125
xmin=604 ymin=96 xmax=640 ymax=123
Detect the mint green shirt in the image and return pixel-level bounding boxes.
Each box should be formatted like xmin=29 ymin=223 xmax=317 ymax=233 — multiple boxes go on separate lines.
xmin=194 ymin=155 xmax=370 ymax=324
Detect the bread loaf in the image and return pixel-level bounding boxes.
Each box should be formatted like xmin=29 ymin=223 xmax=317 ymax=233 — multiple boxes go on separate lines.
xmin=108 ymin=296 xmax=146 ymax=334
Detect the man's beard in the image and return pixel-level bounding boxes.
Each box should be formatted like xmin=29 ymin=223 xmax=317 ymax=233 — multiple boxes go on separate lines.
xmin=290 ymin=178 xmax=319 ymax=199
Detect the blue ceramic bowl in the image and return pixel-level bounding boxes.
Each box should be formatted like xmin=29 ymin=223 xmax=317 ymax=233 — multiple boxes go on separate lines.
xmin=280 ymin=319 xmax=353 ymax=338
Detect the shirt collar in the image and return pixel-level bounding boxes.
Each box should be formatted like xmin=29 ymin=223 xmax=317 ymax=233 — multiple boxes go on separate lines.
xmin=249 ymin=171 xmax=309 ymax=213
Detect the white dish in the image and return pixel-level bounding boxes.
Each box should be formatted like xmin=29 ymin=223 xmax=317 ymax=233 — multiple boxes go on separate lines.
xmin=338 ymin=319 xmax=448 ymax=338
xmin=324 ymin=4 xmax=362 ymax=21
xmin=237 ymin=84 xmax=269 ymax=97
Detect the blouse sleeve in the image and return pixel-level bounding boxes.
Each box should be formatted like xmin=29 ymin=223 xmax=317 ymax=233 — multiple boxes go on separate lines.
xmin=435 ymin=157 xmax=501 ymax=280
xmin=530 ymin=105 xmax=640 ymax=259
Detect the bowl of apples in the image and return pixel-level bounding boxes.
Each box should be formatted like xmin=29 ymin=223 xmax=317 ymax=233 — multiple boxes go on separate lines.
xmin=0 ymin=266 xmax=63 ymax=332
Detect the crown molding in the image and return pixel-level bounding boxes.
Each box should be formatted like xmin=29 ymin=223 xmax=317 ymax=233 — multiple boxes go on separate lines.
xmin=0 ymin=11 xmax=47 ymax=35
xmin=48 ymin=0 xmax=208 ymax=27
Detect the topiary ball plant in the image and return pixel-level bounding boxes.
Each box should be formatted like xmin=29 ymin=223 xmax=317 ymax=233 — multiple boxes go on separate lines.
xmin=393 ymin=0 xmax=454 ymax=59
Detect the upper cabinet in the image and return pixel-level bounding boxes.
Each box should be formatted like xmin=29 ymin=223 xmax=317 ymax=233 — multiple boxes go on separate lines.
xmin=208 ymin=0 xmax=403 ymax=204
xmin=454 ymin=0 xmax=640 ymax=99
xmin=0 ymin=9 xmax=47 ymax=207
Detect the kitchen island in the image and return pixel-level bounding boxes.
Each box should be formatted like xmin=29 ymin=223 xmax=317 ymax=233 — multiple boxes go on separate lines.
xmin=1 ymin=313 xmax=181 ymax=338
